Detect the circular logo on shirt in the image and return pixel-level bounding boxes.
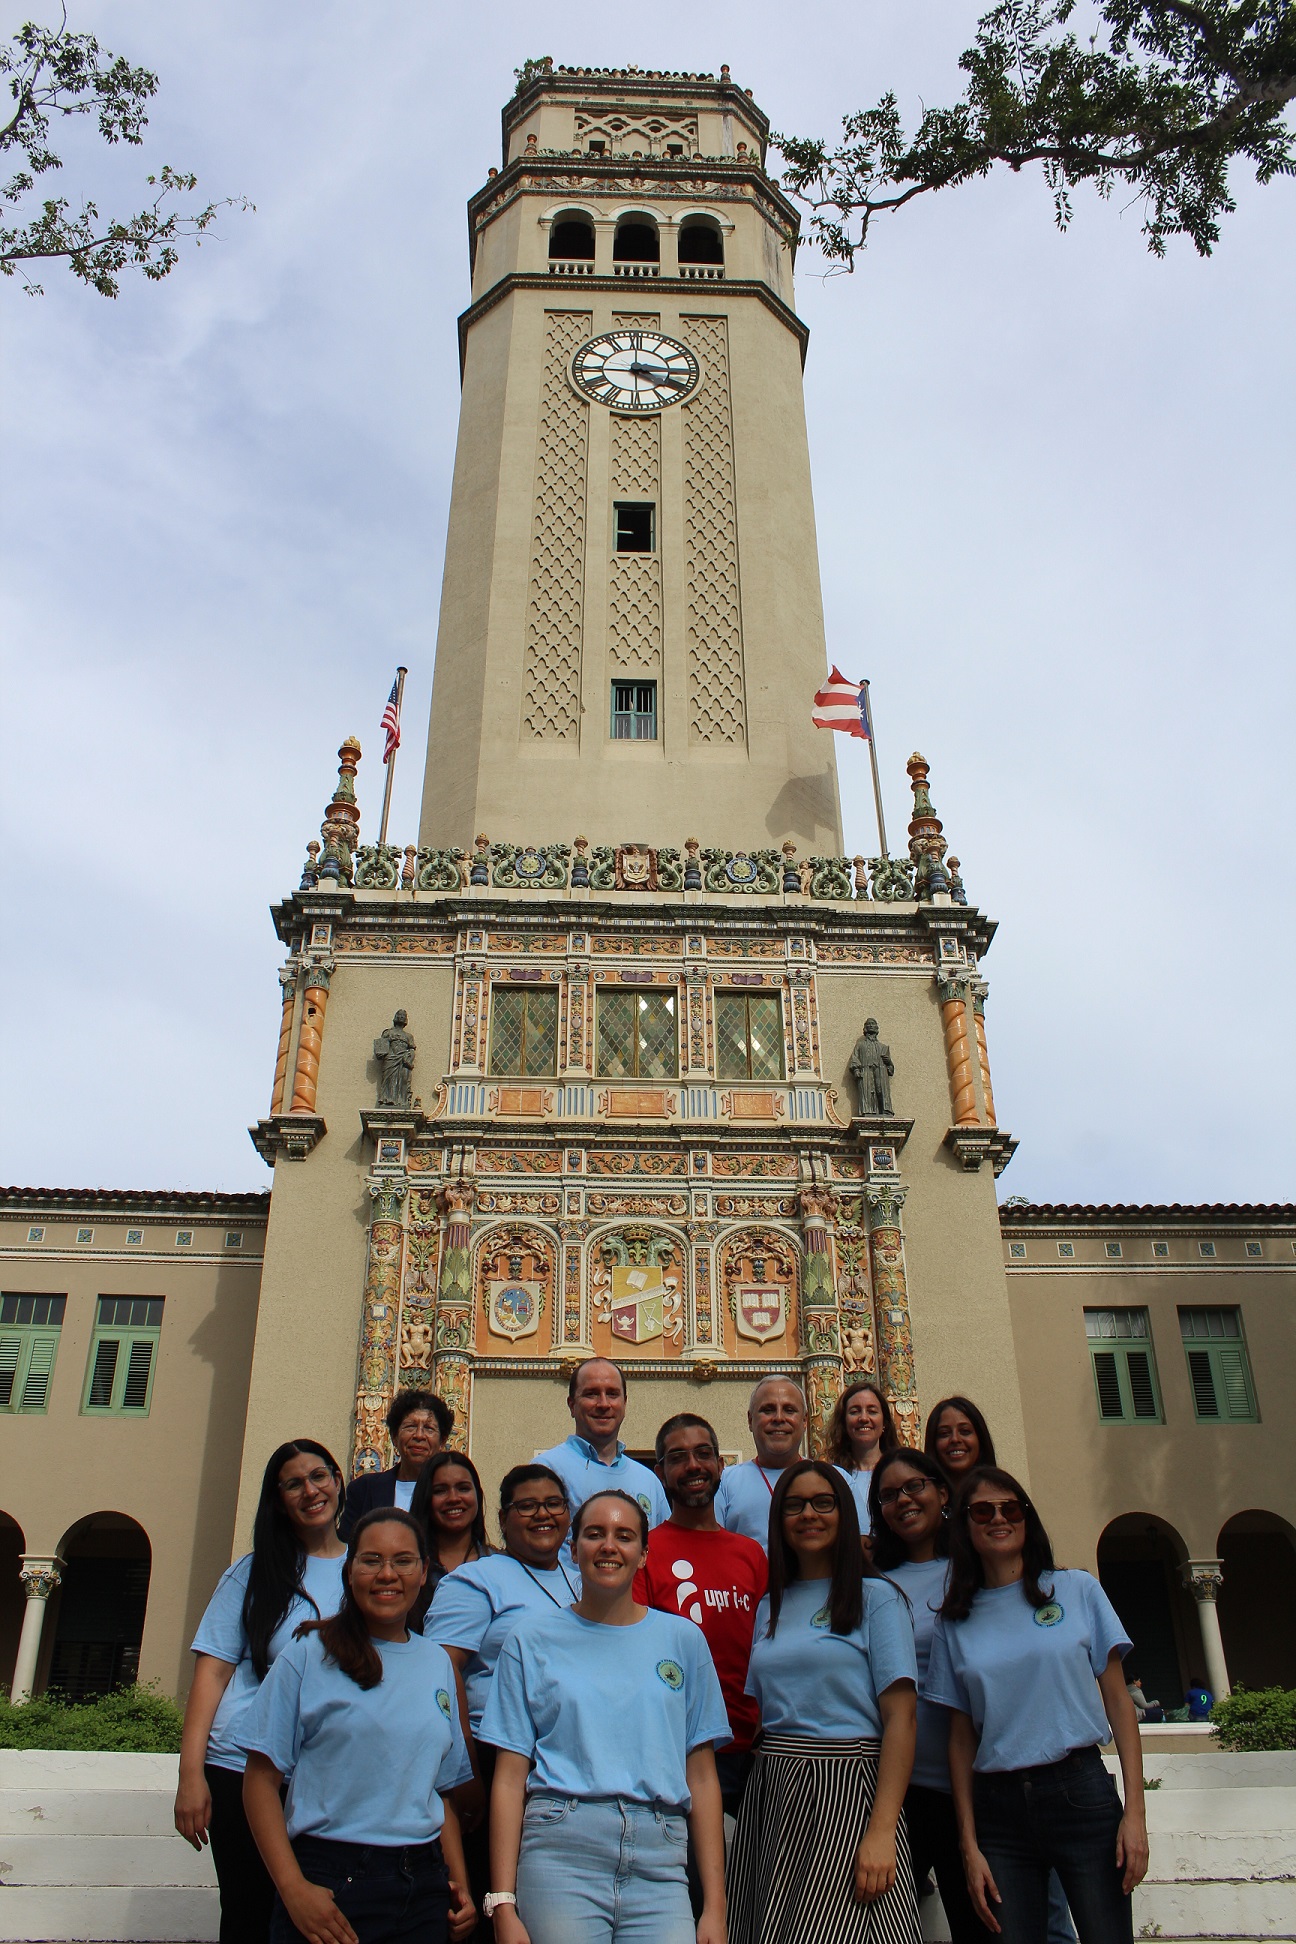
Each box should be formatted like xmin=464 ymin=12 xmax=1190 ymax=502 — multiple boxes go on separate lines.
xmin=656 ymin=1658 xmax=685 ymax=1692
xmin=436 ymin=1688 xmax=453 ymax=1718
xmin=1033 ymin=1602 xmax=1064 ymax=1628
xmin=810 ymin=1603 xmax=831 ymax=1630
xmin=637 ymin=1492 xmax=652 ymax=1515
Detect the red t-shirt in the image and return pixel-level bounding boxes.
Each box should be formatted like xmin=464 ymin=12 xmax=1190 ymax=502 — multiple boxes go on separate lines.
xmin=633 ymin=1520 xmax=769 ymax=1750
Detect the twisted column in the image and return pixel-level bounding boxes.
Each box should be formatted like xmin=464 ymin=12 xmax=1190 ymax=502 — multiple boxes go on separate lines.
xmin=865 ymin=1182 xmax=920 ymax=1446
xmin=11 ymin=1556 xmax=63 ymax=1704
xmin=289 ymin=963 xmax=333 ymax=1114
xmin=800 ymin=1186 xmax=844 ymax=1458
xmin=434 ymin=1182 xmax=476 ymax=1451
xmin=269 ymin=965 xmax=298 ymax=1115
xmin=937 ymin=976 xmax=980 ymax=1127
xmin=971 ymin=982 xmax=997 ymax=1126
xmin=351 ymin=1172 xmax=409 ymax=1477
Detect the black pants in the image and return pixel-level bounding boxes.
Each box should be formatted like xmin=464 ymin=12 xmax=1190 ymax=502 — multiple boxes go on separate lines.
xmin=270 ymin=1835 xmax=450 ymax=1944
xmin=972 ymin=1747 xmax=1131 ymax=1944
xmin=904 ymin=1783 xmax=986 ymax=1944
xmin=206 ymin=1761 xmax=276 ymax=1944
xmin=687 ymin=1745 xmax=754 ymax=1919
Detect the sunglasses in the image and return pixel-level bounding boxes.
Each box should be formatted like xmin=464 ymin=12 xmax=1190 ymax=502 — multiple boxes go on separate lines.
xmin=966 ymin=1498 xmax=1027 ymax=1526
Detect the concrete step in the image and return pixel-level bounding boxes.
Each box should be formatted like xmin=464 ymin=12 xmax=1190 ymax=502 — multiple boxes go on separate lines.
xmin=0 ymin=1832 xmax=217 ymax=1887
xmin=0 ymin=1885 xmax=218 ymax=1943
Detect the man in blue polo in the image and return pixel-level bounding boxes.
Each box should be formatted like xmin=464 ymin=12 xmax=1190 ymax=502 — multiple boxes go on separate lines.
xmin=535 ymin=1356 xmax=669 ymax=1530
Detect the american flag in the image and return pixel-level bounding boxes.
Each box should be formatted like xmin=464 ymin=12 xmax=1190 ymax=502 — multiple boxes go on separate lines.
xmin=380 ymin=677 xmax=402 ymax=764
xmin=811 ymin=667 xmax=872 ymax=739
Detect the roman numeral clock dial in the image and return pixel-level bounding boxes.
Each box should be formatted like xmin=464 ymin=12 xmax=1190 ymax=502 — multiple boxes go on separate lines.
xmin=570 ymin=330 xmax=701 ymax=412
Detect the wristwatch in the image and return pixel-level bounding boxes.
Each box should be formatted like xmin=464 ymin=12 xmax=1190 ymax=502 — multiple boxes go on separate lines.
xmin=482 ymin=1891 xmax=518 ymax=1918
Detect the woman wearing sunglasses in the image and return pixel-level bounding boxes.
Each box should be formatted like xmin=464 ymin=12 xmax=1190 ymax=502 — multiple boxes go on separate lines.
xmin=926 ymin=1469 xmax=1148 ymax=1944
xmin=728 ymin=1460 xmax=920 ymax=1944
xmin=868 ymin=1450 xmax=983 ymax=1944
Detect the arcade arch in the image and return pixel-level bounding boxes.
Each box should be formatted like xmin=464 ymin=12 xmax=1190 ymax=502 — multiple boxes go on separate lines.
xmin=1096 ymin=1512 xmax=1194 ymax=1709
xmin=47 ymin=1512 xmax=151 ymax=1700
xmin=1217 ymin=1510 xmax=1296 ymax=1689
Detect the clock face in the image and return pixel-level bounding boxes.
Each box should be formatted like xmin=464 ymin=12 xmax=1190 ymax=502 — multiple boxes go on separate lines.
xmin=570 ymin=330 xmax=701 ymax=412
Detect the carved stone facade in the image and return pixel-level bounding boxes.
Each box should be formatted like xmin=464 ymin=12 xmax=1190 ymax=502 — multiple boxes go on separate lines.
xmin=678 ymin=314 xmax=746 ymax=745
xmin=522 ymin=309 xmax=591 ymax=741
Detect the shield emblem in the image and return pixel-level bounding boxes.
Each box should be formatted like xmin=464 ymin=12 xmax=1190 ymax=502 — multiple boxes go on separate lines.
xmin=736 ymin=1283 xmax=785 ymax=1343
xmin=487 ymin=1281 xmax=540 ymax=1340
xmin=610 ymin=1265 xmax=665 ymax=1344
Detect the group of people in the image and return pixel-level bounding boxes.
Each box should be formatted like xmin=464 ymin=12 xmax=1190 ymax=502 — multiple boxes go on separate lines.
xmin=174 ymin=1364 xmax=1149 ymax=1944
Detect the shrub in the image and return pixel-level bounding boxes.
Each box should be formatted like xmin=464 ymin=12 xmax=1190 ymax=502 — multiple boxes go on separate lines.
xmin=0 ymin=1682 xmax=183 ymax=1752
xmin=1210 ymin=1686 xmax=1296 ymax=1753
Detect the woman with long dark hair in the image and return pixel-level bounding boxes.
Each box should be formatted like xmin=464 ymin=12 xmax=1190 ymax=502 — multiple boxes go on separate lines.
xmin=828 ymin=1379 xmax=901 ymax=1524
xmin=243 ymin=1507 xmax=475 ymax=1943
xmin=868 ymin=1448 xmax=982 ymax=1944
xmin=408 ymin=1449 xmax=494 ymax=1625
xmin=926 ymin=1468 xmax=1148 ymax=1944
xmin=174 ymin=1440 xmax=347 ymax=1943
xmin=481 ymin=1488 xmax=730 ymax=1944
xmin=923 ymin=1397 xmax=996 ymax=1488
xmin=728 ymin=1459 xmax=920 ymax=1944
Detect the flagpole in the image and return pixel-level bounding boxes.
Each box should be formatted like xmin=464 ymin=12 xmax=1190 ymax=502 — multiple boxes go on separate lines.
xmin=861 ymin=679 xmax=889 ymax=857
xmin=377 ymin=665 xmax=407 ymax=849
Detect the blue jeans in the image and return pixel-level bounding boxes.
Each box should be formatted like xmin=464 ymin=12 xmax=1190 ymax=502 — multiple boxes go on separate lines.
xmin=973 ymin=1748 xmax=1132 ymax=1944
xmin=516 ymin=1794 xmax=695 ymax=1944
xmin=269 ymin=1834 xmax=449 ymax=1944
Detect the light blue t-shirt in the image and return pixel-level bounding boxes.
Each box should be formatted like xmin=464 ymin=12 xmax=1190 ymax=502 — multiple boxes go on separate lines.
xmin=925 ymin=1568 xmax=1132 ymax=1773
xmin=535 ymin=1435 xmax=669 ymax=1531
xmin=889 ymin=1556 xmax=952 ymax=1790
xmin=714 ymin=1461 xmax=791 ymax=1550
xmin=745 ymin=1577 xmax=917 ymax=1739
xmin=426 ymin=1552 xmax=579 ymax=1729
xmin=192 ymin=1551 xmax=346 ymax=1773
xmin=836 ymin=1465 xmax=875 ymax=1534
xmin=479 ymin=1604 xmax=730 ymax=1809
xmin=244 ymin=1629 xmax=473 ymax=1844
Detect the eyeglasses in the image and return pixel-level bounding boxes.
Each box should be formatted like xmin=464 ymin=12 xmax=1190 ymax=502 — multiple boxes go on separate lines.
xmin=966 ymin=1498 xmax=1027 ymax=1525
xmin=878 ymin=1478 xmax=935 ymax=1509
xmin=783 ymin=1493 xmax=838 ymax=1516
xmin=278 ymin=1468 xmax=336 ymax=1497
xmin=505 ymin=1496 xmax=568 ymax=1519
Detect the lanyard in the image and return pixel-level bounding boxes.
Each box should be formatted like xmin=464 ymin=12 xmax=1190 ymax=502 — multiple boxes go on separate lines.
xmin=517 ymin=1557 xmax=578 ymax=1607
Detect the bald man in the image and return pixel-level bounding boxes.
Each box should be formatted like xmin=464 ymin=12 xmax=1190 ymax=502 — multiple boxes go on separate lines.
xmin=714 ymin=1375 xmax=808 ymax=1550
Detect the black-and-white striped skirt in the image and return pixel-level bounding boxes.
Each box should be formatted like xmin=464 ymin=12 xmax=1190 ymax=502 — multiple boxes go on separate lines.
xmin=727 ymin=1733 xmax=921 ymax=1944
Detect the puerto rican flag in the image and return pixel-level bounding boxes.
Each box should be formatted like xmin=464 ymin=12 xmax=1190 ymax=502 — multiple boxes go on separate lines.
xmin=380 ymin=677 xmax=402 ymax=764
xmin=811 ymin=667 xmax=871 ymax=739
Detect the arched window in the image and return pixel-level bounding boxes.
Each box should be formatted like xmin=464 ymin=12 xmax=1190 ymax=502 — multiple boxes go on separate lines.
xmin=678 ymin=219 xmax=724 ymax=266
xmin=549 ymin=217 xmax=595 ymax=262
xmin=613 ymin=218 xmax=660 ymax=264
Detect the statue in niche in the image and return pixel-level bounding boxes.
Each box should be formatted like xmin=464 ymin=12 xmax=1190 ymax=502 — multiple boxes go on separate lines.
xmin=374 ymin=1009 xmax=417 ymax=1108
xmin=849 ymin=1018 xmax=894 ymax=1117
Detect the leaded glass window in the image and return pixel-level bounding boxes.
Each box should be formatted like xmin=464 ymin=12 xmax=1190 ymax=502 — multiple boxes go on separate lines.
xmin=597 ymin=989 xmax=677 ymax=1078
xmin=715 ymin=993 xmax=784 ymax=1080
xmin=489 ymin=987 xmax=559 ymax=1077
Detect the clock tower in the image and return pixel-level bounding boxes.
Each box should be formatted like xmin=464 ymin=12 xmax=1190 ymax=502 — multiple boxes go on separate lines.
xmin=421 ymin=62 xmax=842 ymax=854
xmin=236 ymin=64 xmax=1028 ymax=1546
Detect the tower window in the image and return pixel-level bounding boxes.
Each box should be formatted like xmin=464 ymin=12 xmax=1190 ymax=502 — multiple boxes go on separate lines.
xmin=613 ymin=220 xmax=659 ymax=264
xmin=611 ymin=682 xmax=657 ymax=741
xmin=715 ymin=993 xmax=785 ymax=1081
xmin=614 ymin=503 xmax=655 ymax=553
xmin=666 ymin=143 xmax=685 ymax=157
xmin=489 ymin=987 xmax=559 ymax=1077
xmin=549 ymin=218 xmax=594 ymax=261
xmin=678 ymin=221 xmax=724 ymax=266
xmin=588 ymin=139 xmax=606 ymax=155
xmin=597 ymin=990 xmax=677 ymax=1079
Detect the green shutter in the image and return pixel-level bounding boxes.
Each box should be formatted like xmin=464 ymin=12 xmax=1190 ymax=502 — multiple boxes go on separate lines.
xmin=20 ymin=1334 xmax=57 ymax=1411
xmin=87 ymin=1338 xmax=119 ymax=1408
xmin=0 ymin=1334 xmax=19 ymax=1408
xmin=1216 ymin=1345 xmax=1256 ymax=1421
xmin=121 ymin=1339 xmax=154 ymax=1411
xmin=1126 ymin=1350 xmax=1159 ymax=1419
xmin=1092 ymin=1350 xmax=1124 ymax=1419
xmin=1186 ymin=1348 xmax=1220 ymax=1418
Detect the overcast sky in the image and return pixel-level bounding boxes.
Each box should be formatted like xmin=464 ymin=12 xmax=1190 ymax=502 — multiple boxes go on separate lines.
xmin=3 ymin=1 xmax=1293 ymax=1206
